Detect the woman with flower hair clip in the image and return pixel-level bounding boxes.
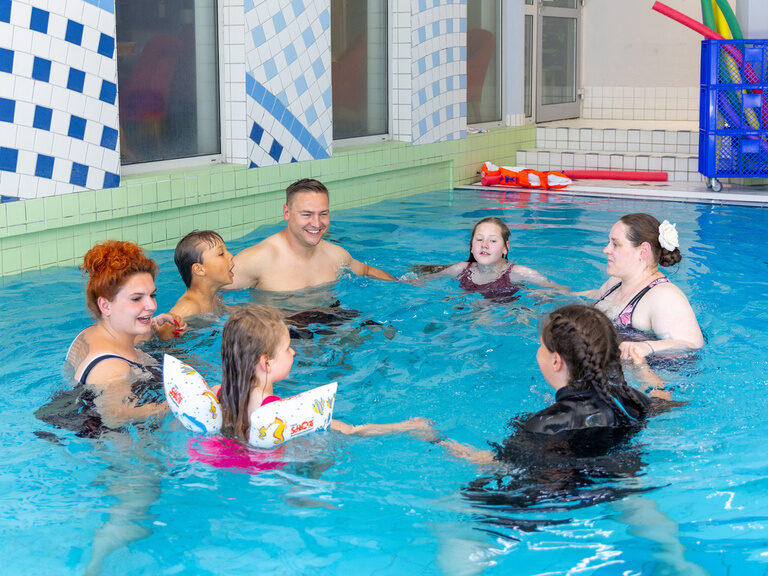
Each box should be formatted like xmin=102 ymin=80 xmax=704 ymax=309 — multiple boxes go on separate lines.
xmin=580 ymin=213 xmax=703 ymax=359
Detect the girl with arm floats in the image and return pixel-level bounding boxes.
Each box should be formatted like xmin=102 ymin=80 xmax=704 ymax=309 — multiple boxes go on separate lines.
xmin=218 ymin=306 xmax=432 ymax=442
xmin=584 ymin=213 xmax=703 ymax=359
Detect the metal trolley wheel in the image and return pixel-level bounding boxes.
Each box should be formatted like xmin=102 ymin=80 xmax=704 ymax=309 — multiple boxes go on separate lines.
xmin=706 ymin=177 xmax=722 ymax=192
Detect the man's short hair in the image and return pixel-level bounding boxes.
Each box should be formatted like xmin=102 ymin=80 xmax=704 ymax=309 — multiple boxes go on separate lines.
xmin=174 ymin=230 xmax=224 ymax=287
xmin=285 ymin=178 xmax=328 ymax=205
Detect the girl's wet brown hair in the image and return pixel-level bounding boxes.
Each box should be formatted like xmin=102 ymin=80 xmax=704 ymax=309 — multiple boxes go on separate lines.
xmin=219 ymin=305 xmax=288 ymax=441
xmin=541 ymin=304 xmax=649 ymax=424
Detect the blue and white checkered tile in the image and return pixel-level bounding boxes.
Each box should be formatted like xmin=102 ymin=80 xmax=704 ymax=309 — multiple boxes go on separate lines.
xmin=244 ymin=0 xmax=332 ymax=167
xmin=410 ymin=0 xmax=466 ymax=145
xmin=0 ymin=0 xmax=119 ymax=198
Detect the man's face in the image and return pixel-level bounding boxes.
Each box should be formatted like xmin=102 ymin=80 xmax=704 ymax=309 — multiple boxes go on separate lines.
xmin=283 ymin=191 xmax=330 ymax=247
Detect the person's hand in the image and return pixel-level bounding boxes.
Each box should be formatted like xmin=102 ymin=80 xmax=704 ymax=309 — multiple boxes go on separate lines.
xmin=403 ymin=417 xmax=437 ymax=440
xmin=619 ymin=340 xmax=653 ymax=361
xmin=152 ymin=313 xmax=187 ymax=337
xmin=629 ymin=345 xmax=649 ymax=366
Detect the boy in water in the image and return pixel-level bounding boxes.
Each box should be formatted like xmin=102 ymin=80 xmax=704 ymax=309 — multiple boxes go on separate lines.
xmin=156 ymin=230 xmax=235 ymax=339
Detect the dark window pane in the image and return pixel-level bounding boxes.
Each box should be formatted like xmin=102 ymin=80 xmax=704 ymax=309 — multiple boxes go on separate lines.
xmin=468 ymin=1 xmax=501 ymax=124
xmin=331 ymin=0 xmax=387 ymax=140
xmin=116 ymin=0 xmax=220 ymax=165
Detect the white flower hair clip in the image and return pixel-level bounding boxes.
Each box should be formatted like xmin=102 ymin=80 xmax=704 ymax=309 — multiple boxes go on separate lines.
xmin=658 ymin=220 xmax=679 ymax=251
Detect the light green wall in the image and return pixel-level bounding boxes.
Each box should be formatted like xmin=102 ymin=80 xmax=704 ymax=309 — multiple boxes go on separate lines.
xmin=0 ymin=126 xmax=534 ymax=278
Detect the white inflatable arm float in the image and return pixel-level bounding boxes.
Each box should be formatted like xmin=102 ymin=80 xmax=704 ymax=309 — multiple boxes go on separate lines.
xmin=163 ymin=354 xmax=336 ymax=448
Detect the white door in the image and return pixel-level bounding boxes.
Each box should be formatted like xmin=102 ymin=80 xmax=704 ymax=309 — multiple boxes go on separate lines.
xmin=536 ymin=0 xmax=580 ymax=122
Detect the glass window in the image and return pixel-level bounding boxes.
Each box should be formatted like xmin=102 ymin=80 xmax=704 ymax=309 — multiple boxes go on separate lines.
xmin=331 ymin=0 xmax=388 ymax=140
xmin=116 ymin=0 xmax=220 ymax=165
xmin=467 ymin=1 xmax=502 ymax=124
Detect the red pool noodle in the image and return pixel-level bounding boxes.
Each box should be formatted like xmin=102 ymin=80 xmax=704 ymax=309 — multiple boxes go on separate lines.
xmin=564 ymin=170 xmax=668 ymax=181
xmin=652 ymin=2 xmax=722 ymax=39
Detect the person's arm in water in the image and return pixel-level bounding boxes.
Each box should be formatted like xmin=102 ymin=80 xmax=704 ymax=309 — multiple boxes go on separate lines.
xmin=573 ymin=277 xmax=617 ymax=300
xmin=331 ymin=417 xmax=433 ymax=437
xmin=343 ymin=246 xmax=396 ymax=281
xmin=86 ymin=361 xmax=169 ymax=427
xmin=512 ymin=265 xmax=570 ymax=293
xmin=619 ymin=282 xmax=703 ymax=360
xmin=629 ymin=348 xmax=670 ymax=400
xmin=438 ymin=438 xmax=496 ymax=465
xmin=401 ymin=262 xmax=465 ymax=284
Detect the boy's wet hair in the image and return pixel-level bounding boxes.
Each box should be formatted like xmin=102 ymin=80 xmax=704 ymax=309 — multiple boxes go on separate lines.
xmin=285 ymin=178 xmax=328 ymax=205
xmin=174 ymin=230 xmax=224 ymax=287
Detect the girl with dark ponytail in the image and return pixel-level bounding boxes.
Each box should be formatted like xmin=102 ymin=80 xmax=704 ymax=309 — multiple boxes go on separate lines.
xmin=438 ymin=305 xmax=660 ymax=465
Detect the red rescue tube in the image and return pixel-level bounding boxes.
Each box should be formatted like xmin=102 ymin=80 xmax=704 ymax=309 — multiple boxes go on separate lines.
xmin=481 ymin=174 xmax=502 ymax=186
xmin=564 ymin=170 xmax=668 ymax=181
xmin=652 ymin=1 xmax=723 ymax=39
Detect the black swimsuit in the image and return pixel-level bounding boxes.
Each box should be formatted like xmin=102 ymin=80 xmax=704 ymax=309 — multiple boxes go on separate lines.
xmin=36 ymin=354 xmax=163 ymax=438
xmin=521 ymin=384 xmax=651 ymax=436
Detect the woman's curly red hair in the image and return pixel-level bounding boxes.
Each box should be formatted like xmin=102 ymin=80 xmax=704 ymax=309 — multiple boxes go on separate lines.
xmin=81 ymin=240 xmax=158 ymax=317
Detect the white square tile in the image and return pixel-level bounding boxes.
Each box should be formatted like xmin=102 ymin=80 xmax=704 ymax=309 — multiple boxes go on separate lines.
xmin=16 ymin=149 xmax=36 ymax=175
xmin=14 ymin=28 xmax=34 ymax=54
xmin=34 ymin=130 xmax=54 ymax=155
xmin=52 ymin=157 xmax=70 ymax=182
xmin=35 ymin=178 xmax=57 ymax=198
xmin=52 ymin=133 xmax=71 ymax=158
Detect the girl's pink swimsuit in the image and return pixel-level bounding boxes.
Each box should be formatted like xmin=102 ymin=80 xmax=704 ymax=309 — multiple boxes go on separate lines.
xmin=187 ymin=395 xmax=284 ymax=473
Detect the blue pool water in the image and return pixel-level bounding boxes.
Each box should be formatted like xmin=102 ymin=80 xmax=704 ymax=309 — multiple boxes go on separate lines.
xmin=3 ymin=188 xmax=768 ymax=574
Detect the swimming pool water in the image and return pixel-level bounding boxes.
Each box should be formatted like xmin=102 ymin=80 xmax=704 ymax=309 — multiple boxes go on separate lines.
xmin=3 ymin=188 xmax=768 ymax=575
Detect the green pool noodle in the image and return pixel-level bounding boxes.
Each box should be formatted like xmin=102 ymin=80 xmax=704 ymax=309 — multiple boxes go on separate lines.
xmin=713 ymin=0 xmax=743 ymax=39
xmin=700 ymin=0 xmax=715 ymax=31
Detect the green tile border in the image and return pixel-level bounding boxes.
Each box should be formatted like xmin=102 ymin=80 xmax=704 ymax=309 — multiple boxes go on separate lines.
xmin=0 ymin=126 xmax=534 ymax=278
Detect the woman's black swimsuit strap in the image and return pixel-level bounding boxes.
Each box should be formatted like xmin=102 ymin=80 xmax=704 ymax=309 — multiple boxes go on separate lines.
xmin=78 ymin=353 xmax=145 ymax=386
xmin=596 ymin=282 xmax=622 ymax=303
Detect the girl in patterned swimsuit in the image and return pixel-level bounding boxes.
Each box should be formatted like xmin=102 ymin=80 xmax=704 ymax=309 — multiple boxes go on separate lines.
xmin=581 ymin=213 xmax=703 ymax=360
xmin=421 ymin=217 xmax=567 ymax=300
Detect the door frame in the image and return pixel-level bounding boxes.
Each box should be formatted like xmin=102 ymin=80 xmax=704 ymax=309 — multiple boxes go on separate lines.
xmin=534 ymin=0 xmax=581 ymax=123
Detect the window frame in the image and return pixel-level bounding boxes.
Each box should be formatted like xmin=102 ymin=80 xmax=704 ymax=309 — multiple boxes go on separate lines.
xmin=116 ymin=0 xmax=224 ymax=172
xmin=331 ymin=0 xmax=391 ymax=147
xmin=467 ymin=0 xmax=504 ymax=129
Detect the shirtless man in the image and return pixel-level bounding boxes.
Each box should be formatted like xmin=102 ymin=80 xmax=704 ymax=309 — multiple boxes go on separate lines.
xmin=228 ymin=178 xmax=394 ymax=291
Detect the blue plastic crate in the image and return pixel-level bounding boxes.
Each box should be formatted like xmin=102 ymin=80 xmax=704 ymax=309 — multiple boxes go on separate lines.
xmin=699 ymin=131 xmax=768 ymax=178
xmin=700 ymin=39 xmax=768 ymax=86
xmin=699 ymin=85 xmax=766 ymax=131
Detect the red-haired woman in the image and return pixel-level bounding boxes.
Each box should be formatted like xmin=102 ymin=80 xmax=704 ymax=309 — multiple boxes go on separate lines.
xmin=61 ymin=240 xmax=185 ymax=433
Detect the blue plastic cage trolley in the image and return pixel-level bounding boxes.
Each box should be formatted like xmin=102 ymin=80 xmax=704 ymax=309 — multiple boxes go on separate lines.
xmin=699 ymin=39 xmax=768 ymax=192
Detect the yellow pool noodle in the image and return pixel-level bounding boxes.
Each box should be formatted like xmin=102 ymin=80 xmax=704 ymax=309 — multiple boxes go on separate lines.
xmin=713 ymin=0 xmax=732 ymax=39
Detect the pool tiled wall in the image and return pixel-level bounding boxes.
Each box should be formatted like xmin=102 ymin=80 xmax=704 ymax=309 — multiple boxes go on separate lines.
xmin=0 ymin=0 xmax=120 ymax=199
xmin=0 ymin=126 xmax=535 ymax=278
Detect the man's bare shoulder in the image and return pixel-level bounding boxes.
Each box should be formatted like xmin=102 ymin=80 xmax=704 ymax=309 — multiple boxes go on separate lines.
xmin=319 ymin=239 xmax=351 ymax=263
xmin=235 ymin=232 xmax=283 ymax=261
xmin=229 ymin=233 xmax=284 ymax=289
